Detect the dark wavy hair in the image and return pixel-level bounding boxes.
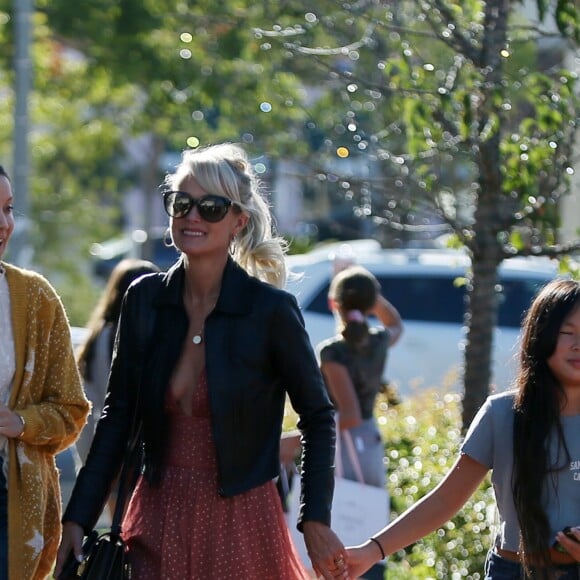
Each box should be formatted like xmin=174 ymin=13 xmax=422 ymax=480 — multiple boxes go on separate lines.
xmin=329 ymin=266 xmax=380 ymax=347
xmin=0 ymin=165 xmax=9 ymax=180
xmin=512 ymin=278 xmax=580 ymax=577
xmin=77 ymin=258 xmax=160 ymax=381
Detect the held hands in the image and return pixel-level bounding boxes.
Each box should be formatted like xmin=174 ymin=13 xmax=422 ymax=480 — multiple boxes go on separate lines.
xmin=302 ymin=521 xmax=349 ymax=579
xmin=0 ymin=404 xmax=25 ymax=438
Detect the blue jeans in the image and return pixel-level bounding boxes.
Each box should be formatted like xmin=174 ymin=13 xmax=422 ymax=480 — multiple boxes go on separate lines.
xmin=0 ymin=457 xmax=7 ymax=578
xmin=485 ymin=550 xmax=580 ymax=579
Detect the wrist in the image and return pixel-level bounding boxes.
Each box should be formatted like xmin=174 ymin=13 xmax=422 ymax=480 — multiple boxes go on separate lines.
xmin=369 ymin=537 xmax=386 ymax=560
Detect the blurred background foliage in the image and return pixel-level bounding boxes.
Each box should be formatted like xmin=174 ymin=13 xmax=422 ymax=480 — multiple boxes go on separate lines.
xmin=380 ymin=391 xmax=494 ymax=579
xmin=251 ymin=0 xmax=580 ymax=425
xmin=284 ymin=390 xmax=495 ymax=579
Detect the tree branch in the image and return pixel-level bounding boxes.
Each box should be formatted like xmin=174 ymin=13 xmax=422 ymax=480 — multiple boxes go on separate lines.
xmin=418 ymin=0 xmax=482 ymax=64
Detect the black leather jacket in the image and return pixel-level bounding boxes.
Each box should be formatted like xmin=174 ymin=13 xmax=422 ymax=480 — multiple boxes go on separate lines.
xmin=64 ymin=257 xmax=336 ymax=532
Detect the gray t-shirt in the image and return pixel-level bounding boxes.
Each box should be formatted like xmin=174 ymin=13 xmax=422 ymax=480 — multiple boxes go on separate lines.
xmin=318 ymin=328 xmax=389 ymax=420
xmin=461 ymin=390 xmax=580 ymax=551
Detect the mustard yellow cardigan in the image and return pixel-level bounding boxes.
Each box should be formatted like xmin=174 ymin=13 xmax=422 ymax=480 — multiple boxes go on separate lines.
xmin=3 ymin=263 xmax=90 ymax=580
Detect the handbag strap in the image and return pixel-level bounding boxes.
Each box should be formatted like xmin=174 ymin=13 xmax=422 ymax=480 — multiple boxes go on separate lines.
xmin=110 ymin=419 xmax=142 ymax=535
xmin=108 ymin=284 xmax=160 ymax=535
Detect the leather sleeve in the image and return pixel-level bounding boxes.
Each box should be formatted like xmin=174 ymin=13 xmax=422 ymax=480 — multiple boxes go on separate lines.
xmin=62 ymin=278 xmax=157 ymax=531
xmin=270 ymin=293 xmax=336 ymax=530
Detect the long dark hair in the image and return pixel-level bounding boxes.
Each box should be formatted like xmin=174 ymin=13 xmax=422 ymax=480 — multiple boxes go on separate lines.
xmin=329 ymin=266 xmax=380 ymax=347
xmin=77 ymin=258 xmax=160 ymax=381
xmin=512 ymin=279 xmax=580 ymax=576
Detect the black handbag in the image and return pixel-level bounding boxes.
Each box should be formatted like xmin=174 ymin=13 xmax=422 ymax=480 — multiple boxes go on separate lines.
xmin=60 ymin=292 xmax=156 ymax=580
xmin=59 ymin=422 xmax=142 ymax=580
xmin=74 ymin=530 xmax=131 ymax=579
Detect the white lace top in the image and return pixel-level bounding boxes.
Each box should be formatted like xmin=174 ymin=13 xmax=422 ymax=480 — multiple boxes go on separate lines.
xmin=0 ymin=265 xmax=15 ymax=403
xmin=0 ymin=265 xmax=15 ymax=478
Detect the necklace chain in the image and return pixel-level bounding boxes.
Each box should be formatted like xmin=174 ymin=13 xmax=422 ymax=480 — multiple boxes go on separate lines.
xmin=189 ymin=299 xmax=218 ymax=346
xmin=184 ymin=283 xmax=219 ymax=346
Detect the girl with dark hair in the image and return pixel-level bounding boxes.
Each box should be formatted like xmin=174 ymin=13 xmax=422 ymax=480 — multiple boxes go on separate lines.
xmin=346 ymin=278 xmax=580 ymax=579
xmin=318 ymin=265 xmax=403 ymax=579
xmin=0 ymin=165 xmax=89 ymax=578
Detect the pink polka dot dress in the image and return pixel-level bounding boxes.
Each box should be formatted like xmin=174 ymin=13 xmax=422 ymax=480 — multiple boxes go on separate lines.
xmin=121 ymin=371 xmax=309 ymax=579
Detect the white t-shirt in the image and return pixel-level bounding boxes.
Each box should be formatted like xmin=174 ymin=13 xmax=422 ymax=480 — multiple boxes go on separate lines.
xmin=0 ymin=266 xmax=15 ymax=403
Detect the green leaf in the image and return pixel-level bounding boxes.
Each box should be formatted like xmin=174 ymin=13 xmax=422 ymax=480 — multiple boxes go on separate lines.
xmin=556 ymin=0 xmax=580 ymax=42
xmin=536 ymin=0 xmax=548 ymax=21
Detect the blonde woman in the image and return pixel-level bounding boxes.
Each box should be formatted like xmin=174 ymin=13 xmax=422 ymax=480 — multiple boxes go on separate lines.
xmin=56 ymin=144 xmax=347 ymax=580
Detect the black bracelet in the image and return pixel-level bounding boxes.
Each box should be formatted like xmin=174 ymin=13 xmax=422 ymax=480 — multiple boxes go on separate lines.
xmin=369 ymin=537 xmax=385 ymax=560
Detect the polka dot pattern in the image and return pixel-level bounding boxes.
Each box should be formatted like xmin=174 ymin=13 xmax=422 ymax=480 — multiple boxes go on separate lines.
xmin=122 ymin=372 xmax=309 ymax=579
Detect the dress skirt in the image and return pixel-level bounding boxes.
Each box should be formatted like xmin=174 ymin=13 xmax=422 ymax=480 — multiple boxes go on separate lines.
xmin=121 ymin=371 xmax=309 ymax=579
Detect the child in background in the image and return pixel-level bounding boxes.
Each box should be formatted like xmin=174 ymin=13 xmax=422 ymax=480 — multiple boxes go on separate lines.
xmin=75 ymin=258 xmax=160 ymax=463
xmin=318 ymin=265 xmax=403 ymax=579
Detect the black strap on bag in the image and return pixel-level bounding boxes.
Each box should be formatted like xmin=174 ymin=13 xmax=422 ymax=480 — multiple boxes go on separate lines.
xmin=78 ymin=419 xmax=142 ymax=580
xmin=60 ymin=279 xmax=161 ymax=580
xmin=60 ymin=317 xmax=154 ymax=578
xmin=110 ymin=418 xmax=143 ymax=536
xmin=58 ymin=418 xmax=142 ymax=580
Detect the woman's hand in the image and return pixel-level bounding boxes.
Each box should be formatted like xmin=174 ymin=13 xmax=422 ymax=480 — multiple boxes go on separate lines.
xmin=555 ymin=526 xmax=580 ymax=560
xmin=346 ymin=541 xmax=383 ymax=578
xmin=0 ymin=404 xmax=25 ymax=438
xmin=53 ymin=521 xmax=85 ymax=579
xmin=302 ymin=521 xmax=349 ymax=579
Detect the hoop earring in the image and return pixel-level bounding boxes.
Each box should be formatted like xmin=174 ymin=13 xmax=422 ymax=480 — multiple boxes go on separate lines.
xmin=163 ymin=227 xmax=173 ymax=248
xmin=229 ymin=234 xmax=237 ymax=256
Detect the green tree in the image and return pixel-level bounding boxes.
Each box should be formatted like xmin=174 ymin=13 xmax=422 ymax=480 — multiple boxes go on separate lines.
xmin=35 ymin=0 xmax=311 ymax=254
xmin=0 ymin=9 xmax=140 ymax=323
xmin=0 ymin=0 xmax=311 ymax=318
xmin=258 ymin=0 xmax=580 ymax=427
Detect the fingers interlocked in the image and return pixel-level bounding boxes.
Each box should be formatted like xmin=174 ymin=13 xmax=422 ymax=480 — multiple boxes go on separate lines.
xmin=331 ymin=554 xmax=347 ymax=578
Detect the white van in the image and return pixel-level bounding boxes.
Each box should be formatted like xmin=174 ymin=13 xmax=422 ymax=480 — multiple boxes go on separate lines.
xmin=285 ymin=241 xmax=559 ymax=397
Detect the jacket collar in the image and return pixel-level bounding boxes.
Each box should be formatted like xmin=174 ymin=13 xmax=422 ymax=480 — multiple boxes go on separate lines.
xmin=154 ymin=255 xmax=254 ymax=315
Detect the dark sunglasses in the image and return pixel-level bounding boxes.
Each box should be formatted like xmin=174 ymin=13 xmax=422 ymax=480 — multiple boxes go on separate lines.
xmin=162 ymin=191 xmax=234 ymax=222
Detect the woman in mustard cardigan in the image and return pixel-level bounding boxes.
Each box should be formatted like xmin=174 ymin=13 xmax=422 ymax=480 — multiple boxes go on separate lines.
xmin=0 ymin=166 xmax=89 ymax=579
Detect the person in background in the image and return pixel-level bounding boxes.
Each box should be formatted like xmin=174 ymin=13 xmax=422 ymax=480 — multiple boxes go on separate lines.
xmin=0 ymin=165 xmax=89 ymax=579
xmin=318 ymin=265 xmax=403 ymax=580
xmin=75 ymin=258 xmax=160 ymax=464
xmin=346 ymin=278 xmax=580 ymax=580
xmin=55 ymin=143 xmax=348 ymax=580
